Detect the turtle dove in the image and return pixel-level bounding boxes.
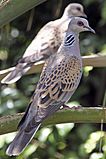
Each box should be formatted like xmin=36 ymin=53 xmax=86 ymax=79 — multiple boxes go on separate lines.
xmin=1 ymin=3 xmax=87 ymax=84
xmin=6 ymin=17 xmax=95 ymax=156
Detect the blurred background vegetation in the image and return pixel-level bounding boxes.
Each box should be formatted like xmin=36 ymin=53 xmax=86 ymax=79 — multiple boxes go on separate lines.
xmin=0 ymin=0 xmax=106 ymax=158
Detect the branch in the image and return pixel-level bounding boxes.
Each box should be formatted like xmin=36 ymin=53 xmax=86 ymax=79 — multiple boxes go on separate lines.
xmin=0 ymin=107 xmax=106 ymax=135
xmin=0 ymin=0 xmax=48 ymax=28
xmin=82 ymin=54 xmax=106 ymax=67
xmin=0 ymin=54 xmax=106 ymax=81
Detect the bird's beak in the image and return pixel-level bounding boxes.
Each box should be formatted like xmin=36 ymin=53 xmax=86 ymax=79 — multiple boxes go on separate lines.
xmin=79 ymin=15 xmax=87 ymax=19
xmin=82 ymin=13 xmax=87 ymax=18
xmin=79 ymin=10 xmax=87 ymax=18
xmin=83 ymin=25 xmax=95 ymax=34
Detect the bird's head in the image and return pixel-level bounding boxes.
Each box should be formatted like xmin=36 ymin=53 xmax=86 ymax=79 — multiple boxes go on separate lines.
xmin=68 ymin=17 xmax=95 ymax=34
xmin=63 ymin=3 xmax=87 ymax=18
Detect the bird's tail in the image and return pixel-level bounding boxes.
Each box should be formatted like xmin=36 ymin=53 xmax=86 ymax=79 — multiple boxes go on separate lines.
xmin=6 ymin=121 xmax=41 ymax=156
xmin=6 ymin=101 xmax=41 ymax=156
xmin=1 ymin=62 xmax=32 ymax=84
xmin=1 ymin=51 xmax=46 ymax=84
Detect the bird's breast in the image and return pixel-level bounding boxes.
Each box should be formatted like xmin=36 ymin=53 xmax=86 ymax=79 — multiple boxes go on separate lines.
xmin=58 ymin=55 xmax=82 ymax=91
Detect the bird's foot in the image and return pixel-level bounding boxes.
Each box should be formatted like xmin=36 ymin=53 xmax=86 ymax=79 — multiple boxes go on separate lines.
xmin=61 ymin=104 xmax=82 ymax=110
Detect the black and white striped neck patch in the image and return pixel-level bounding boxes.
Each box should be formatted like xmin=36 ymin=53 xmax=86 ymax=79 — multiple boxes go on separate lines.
xmin=64 ymin=34 xmax=75 ymax=46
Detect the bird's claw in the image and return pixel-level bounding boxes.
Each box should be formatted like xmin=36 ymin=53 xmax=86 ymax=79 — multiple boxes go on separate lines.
xmin=61 ymin=104 xmax=82 ymax=110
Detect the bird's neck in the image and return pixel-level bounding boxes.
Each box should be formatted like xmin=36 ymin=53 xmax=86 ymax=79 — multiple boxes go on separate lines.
xmin=61 ymin=32 xmax=80 ymax=57
xmin=61 ymin=10 xmax=71 ymax=19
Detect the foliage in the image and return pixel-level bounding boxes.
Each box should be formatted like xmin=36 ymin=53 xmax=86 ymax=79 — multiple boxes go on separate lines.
xmin=0 ymin=0 xmax=106 ymax=158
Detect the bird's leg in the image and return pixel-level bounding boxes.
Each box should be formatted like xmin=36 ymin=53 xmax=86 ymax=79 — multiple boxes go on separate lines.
xmin=61 ymin=104 xmax=82 ymax=110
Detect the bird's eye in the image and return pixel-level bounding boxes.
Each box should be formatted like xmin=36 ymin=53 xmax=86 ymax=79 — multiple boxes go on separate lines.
xmin=76 ymin=7 xmax=81 ymax=11
xmin=77 ymin=21 xmax=84 ymax=26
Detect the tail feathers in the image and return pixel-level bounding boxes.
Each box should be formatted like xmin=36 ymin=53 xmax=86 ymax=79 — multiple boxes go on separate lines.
xmin=6 ymin=123 xmax=41 ymax=156
xmin=1 ymin=63 xmax=32 ymax=84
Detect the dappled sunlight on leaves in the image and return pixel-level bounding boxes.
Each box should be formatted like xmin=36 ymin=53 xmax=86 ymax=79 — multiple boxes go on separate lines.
xmin=83 ymin=66 xmax=93 ymax=77
xmin=90 ymin=152 xmax=104 ymax=159
xmin=56 ymin=123 xmax=74 ymax=137
xmin=84 ymin=131 xmax=105 ymax=153
xmin=38 ymin=127 xmax=52 ymax=142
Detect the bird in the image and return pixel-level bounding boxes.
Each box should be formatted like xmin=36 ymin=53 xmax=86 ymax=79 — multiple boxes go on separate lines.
xmin=1 ymin=3 xmax=87 ymax=84
xmin=6 ymin=16 xmax=95 ymax=156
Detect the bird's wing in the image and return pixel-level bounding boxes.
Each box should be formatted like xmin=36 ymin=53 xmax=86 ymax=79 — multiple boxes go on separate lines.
xmin=23 ymin=22 xmax=61 ymax=61
xmin=36 ymin=54 xmax=82 ymax=106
